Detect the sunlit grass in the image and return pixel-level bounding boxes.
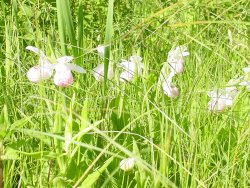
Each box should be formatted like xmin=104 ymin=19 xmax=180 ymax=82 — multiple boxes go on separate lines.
xmin=0 ymin=0 xmax=249 ymax=187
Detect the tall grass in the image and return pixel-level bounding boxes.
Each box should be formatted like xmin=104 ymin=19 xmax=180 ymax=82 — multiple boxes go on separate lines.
xmin=103 ymin=0 xmax=114 ymax=87
xmin=0 ymin=0 xmax=249 ymax=187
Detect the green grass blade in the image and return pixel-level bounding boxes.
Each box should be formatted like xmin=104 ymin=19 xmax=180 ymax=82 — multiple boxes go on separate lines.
xmin=78 ymin=157 xmax=114 ymax=188
xmin=77 ymin=1 xmax=84 ymax=64
xmin=56 ymin=0 xmax=67 ymax=55
xmin=60 ymin=0 xmax=78 ymax=59
xmin=103 ymin=0 xmax=114 ymax=88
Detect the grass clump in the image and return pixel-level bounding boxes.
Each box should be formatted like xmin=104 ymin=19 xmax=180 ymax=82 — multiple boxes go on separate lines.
xmin=0 ymin=0 xmax=249 ymax=187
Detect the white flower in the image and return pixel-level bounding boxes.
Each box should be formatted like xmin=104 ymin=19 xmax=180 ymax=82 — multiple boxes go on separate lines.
xmin=97 ymin=45 xmax=105 ymax=58
xmin=26 ymin=46 xmax=53 ymax=82
xmin=239 ymin=81 xmax=250 ymax=91
xmin=26 ymin=46 xmax=85 ymax=87
xmin=92 ymin=62 xmax=114 ymax=81
xmin=242 ymin=67 xmax=250 ymax=73
xmin=53 ymin=56 xmax=86 ymax=87
xmin=167 ymin=46 xmax=189 ymax=74
xmin=120 ymin=158 xmax=135 ymax=171
xmin=162 ymin=82 xmax=179 ymax=98
xmin=207 ymin=87 xmax=238 ymax=112
xmin=119 ymin=55 xmax=144 ymax=82
xmin=162 ymin=72 xmax=179 ymax=98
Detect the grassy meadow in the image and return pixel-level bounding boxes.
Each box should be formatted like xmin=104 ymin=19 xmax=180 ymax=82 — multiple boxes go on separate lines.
xmin=0 ymin=0 xmax=250 ymax=187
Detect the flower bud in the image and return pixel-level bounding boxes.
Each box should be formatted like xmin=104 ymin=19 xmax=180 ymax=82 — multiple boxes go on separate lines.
xmin=120 ymin=158 xmax=135 ymax=171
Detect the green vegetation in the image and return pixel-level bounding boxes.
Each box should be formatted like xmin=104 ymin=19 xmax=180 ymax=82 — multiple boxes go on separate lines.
xmin=0 ymin=0 xmax=249 ymax=187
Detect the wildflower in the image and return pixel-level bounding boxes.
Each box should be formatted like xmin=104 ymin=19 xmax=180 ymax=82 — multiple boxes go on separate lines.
xmin=97 ymin=45 xmax=105 ymax=58
xmin=53 ymin=56 xmax=85 ymax=87
xmin=92 ymin=62 xmax=114 ymax=81
xmin=207 ymin=86 xmax=238 ymax=112
xmin=26 ymin=46 xmax=53 ymax=83
xmin=238 ymin=67 xmax=250 ymax=91
xmin=167 ymin=46 xmax=189 ymax=74
xmin=120 ymin=158 xmax=135 ymax=171
xmin=162 ymin=72 xmax=179 ymax=98
xmin=119 ymin=55 xmax=144 ymax=82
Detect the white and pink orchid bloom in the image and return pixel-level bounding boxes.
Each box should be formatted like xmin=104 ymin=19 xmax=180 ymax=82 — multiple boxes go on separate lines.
xmin=167 ymin=46 xmax=189 ymax=74
xmin=207 ymin=87 xmax=238 ymax=112
xmin=162 ymin=72 xmax=179 ymax=98
xmin=26 ymin=46 xmax=53 ymax=83
xmin=92 ymin=62 xmax=114 ymax=81
xmin=97 ymin=45 xmax=105 ymax=58
xmin=53 ymin=56 xmax=85 ymax=87
xmin=119 ymin=55 xmax=144 ymax=82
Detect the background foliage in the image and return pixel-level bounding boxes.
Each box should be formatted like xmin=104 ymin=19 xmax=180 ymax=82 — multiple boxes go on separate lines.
xmin=0 ymin=0 xmax=249 ymax=187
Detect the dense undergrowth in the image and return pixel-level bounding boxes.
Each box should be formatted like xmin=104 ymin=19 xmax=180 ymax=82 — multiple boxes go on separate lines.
xmin=0 ymin=0 xmax=249 ymax=187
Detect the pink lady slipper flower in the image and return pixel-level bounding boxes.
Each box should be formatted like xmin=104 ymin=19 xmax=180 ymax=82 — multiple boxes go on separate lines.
xmin=162 ymin=72 xmax=179 ymax=98
xmin=53 ymin=56 xmax=85 ymax=87
xmin=207 ymin=86 xmax=238 ymax=112
xmin=119 ymin=55 xmax=144 ymax=82
xmin=92 ymin=62 xmax=114 ymax=81
xmin=167 ymin=46 xmax=189 ymax=74
xmin=26 ymin=46 xmax=53 ymax=83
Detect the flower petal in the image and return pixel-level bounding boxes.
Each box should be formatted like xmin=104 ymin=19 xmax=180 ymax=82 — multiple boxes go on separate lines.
xmin=239 ymin=81 xmax=250 ymax=86
xmin=54 ymin=70 xmax=73 ymax=87
xmin=97 ymin=45 xmax=105 ymax=58
xmin=65 ymin=63 xmax=86 ymax=73
xmin=120 ymin=158 xmax=135 ymax=171
xmin=92 ymin=64 xmax=104 ymax=81
xmin=168 ymin=62 xmax=184 ymax=74
xmin=26 ymin=46 xmax=46 ymax=57
xmin=56 ymin=56 xmax=74 ymax=64
xmin=162 ymin=81 xmax=179 ymax=98
xmin=182 ymin=51 xmax=190 ymax=56
xmin=120 ymin=71 xmax=134 ymax=82
xmin=129 ymin=55 xmax=142 ymax=63
xmin=207 ymin=91 xmax=218 ymax=98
